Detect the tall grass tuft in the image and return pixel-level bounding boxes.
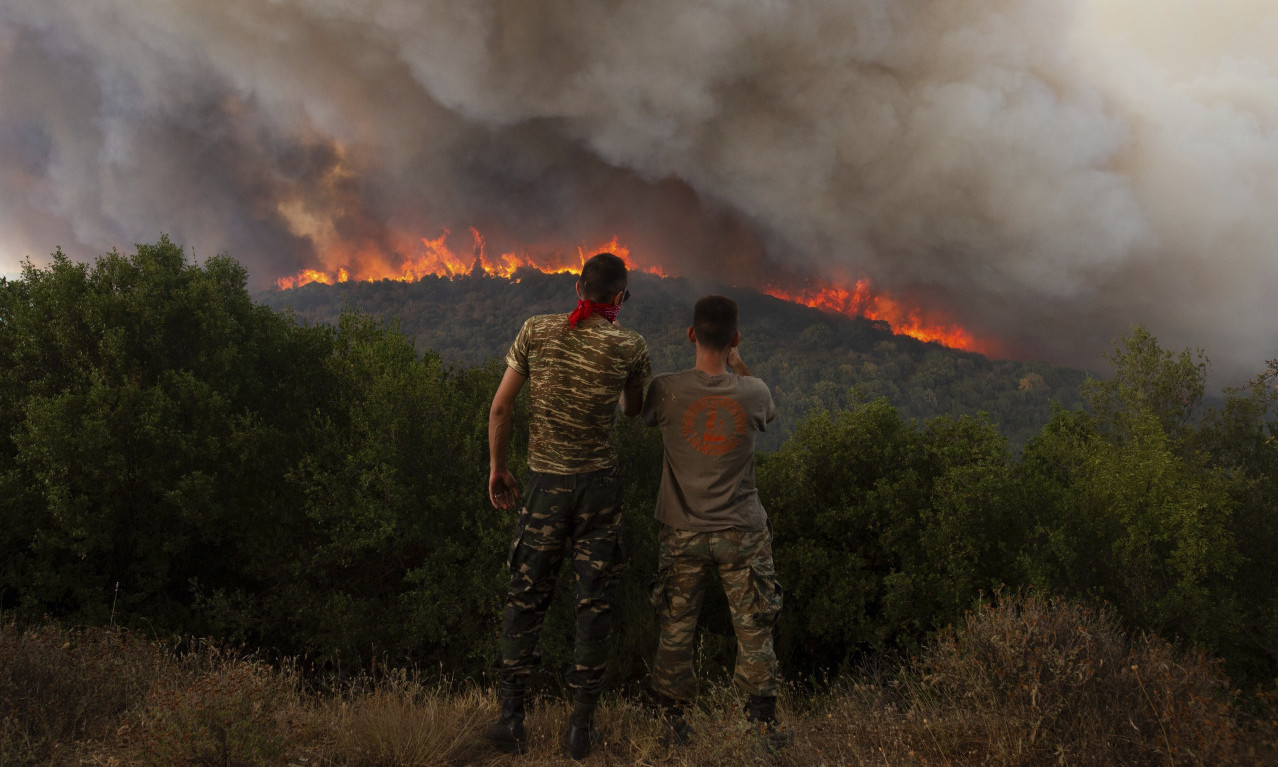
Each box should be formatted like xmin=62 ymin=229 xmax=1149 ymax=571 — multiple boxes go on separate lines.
xmin=322 ymin=671 xmax=489 ymax=766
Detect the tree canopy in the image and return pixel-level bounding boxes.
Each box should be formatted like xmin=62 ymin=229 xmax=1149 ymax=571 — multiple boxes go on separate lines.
xmin=3 ymin=239 xmax=1275 ymax=692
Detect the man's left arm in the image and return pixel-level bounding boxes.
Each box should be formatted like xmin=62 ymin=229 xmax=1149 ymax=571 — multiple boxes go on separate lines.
xmin=620 ymin=343 xmax=652 ymax=418
xmin=620 ymin=381 xmax=644 ymax=417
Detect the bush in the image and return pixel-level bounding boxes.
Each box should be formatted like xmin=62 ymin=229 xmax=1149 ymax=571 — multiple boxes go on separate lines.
xmin=914 ymin=591 xmax=1241 ymax=765
xmin=760 ymin=400 xmax=1017 ymax=674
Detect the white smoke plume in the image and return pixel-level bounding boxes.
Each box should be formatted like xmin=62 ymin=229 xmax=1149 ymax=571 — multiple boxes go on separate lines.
xmin=1 ymin=0 xmax=1275 ymax=382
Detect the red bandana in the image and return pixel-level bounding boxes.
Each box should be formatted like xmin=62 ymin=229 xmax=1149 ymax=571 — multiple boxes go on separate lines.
xmin=567 ymin=300 xmax=621 ymax=328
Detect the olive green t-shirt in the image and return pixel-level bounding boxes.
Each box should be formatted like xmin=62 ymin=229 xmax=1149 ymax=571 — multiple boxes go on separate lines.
xmin=506 ymin=312 xmax=651 ymax=475
xmin=641 ymin=368 xmax=775 ymax=531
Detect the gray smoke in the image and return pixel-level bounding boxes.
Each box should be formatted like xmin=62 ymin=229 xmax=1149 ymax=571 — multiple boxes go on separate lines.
xmin=1 ymin=1 xmax=1275 ymax=383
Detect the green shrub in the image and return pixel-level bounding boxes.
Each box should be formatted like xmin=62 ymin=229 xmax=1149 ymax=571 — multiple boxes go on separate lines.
xmin=760 ymin=400 xmax=1017 ymax=673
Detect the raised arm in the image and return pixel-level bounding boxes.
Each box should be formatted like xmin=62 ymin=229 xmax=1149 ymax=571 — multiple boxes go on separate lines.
xmin=727 ymin=347 xmax=753 ymax=377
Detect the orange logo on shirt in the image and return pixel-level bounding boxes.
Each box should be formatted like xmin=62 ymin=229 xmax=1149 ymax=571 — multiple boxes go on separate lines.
xmin=682 ymin=396 xmax=747 ymax=456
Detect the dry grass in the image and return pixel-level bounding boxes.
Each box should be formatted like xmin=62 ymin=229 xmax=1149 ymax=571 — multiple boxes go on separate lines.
xmin=1 ymin=621 xmax=166 ymax=765
xmin=2 ymin=596 xmax=1275 ymax=766
xmin=128 ymin=644 xmax=310 ymax=766
xmin=318 ymin=672 xmax=493 ymax=766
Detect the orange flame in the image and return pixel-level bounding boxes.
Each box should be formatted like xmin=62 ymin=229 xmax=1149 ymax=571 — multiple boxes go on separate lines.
xmin=275 ymin=269 xmax=335 ymax=290
xmin=276 ymin=231 xmax=985 ymax=353
xmin=274 ymin=230 xmax=659 ymax=289
xmin=762 ymin=282 xmax=989 ymax=353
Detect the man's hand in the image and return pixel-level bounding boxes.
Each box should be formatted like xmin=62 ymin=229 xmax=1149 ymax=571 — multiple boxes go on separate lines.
xmin=489 ymin=467 xmax=521 ymax=510
xmin=727 ymin=347 xmax=752 ymax=377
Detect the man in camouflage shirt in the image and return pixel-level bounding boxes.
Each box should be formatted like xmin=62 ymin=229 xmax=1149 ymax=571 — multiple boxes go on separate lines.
xmin=641 ymin=295 xmax=789 ymax=750
xmin=486 ymin=252 xmax=651 ymax=760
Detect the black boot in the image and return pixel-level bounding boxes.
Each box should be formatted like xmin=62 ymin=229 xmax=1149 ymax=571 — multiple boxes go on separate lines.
xmin=744 ymin=694 xmax=792 ymax=752
xmin=563 ymin=693 xmax=601 ymax=760
xmin=485 ymin=680 xmax=527 ymax=754
xmin=655 ymin=694 xmax=693 ymax=747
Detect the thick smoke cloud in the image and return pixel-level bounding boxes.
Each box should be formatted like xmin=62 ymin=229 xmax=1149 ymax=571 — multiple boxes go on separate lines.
xmin=1 ymin=1 xmax=1275 ymax=382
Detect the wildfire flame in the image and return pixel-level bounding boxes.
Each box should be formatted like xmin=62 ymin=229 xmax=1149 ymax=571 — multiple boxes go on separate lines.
xmin=275 ymin=230 xmax=984 ymax=353
xmin=274 ymin=229 xmax=659 ymax=290
xmin=761 ymin=282 xmax=991 ymax=353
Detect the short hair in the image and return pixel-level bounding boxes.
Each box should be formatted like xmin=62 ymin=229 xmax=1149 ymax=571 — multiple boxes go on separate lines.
xmin=693 ymin=295 xmax=738 ymax=350
xmin=579 ymin=252 xmax=628 ymax=302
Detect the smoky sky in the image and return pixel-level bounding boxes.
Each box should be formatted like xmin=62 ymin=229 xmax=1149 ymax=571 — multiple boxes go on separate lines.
xmin=1 ymin=1 xmax=1275 ymax=384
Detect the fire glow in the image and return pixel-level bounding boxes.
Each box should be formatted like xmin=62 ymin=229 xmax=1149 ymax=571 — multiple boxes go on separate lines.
xmin=276 ymin=230 xmax=984 ymax=353
xmin=761 ymin=283 xmax=990 ymax=353
xmin=274 ymin=230 xmax=662 ymax=290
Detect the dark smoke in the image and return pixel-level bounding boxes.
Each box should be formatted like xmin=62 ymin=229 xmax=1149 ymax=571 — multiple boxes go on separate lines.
xmin=1 ymin=1 xmax=1275 ymax=383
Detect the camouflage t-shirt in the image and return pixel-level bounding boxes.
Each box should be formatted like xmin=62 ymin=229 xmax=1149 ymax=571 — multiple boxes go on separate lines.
xmin=506 ymin=312 xmax=651 ymax=475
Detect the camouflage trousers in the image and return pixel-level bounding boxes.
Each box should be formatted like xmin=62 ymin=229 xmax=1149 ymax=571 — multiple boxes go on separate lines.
xmin=498 ymin=466 xmax=624 ymax=698
xmin=649 ymin=525 xmax=783 ymax=701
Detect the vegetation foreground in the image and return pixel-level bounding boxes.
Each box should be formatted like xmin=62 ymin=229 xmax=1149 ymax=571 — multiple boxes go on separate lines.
xmin=3 ymin=240 xmax=1278 ymax=764
xmin=3 ymin=594 xmax=1276 ymax=766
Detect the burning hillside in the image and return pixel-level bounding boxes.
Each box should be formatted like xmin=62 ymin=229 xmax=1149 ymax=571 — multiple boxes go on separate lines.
xmin=275 ymin=229 xmax=991 ymax=354
xmin=260 ymin=263 xmax=1087 ymax=452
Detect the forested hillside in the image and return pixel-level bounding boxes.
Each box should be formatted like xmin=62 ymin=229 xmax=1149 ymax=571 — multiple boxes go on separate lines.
xmin=259 ymin=269 xmax=1090 ymax=449
xmin=4 ymin=239 xmax=1276 ymax=702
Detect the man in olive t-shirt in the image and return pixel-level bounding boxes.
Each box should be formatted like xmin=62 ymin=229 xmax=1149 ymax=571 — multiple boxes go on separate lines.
xmin=641 ymin=294 xmax=788 ymax=749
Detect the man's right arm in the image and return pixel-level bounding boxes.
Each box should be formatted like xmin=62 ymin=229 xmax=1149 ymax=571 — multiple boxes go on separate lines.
xmin=488 ymin=366 xmax=527 ymax=509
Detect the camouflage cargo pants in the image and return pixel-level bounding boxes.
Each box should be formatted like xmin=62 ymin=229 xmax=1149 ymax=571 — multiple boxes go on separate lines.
xmin=649 ymin=525 xmax=783 ymax=701
xmin=498 ymin=467 xmax=624 ymax=698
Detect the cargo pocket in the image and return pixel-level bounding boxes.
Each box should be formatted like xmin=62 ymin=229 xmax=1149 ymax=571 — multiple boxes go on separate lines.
xmin=586 ymin=469 xmax=624 ymax=528
xmin=506 ymin=476 xmax=540 ymax=572
xmin=506 ymin=522 xmax=527 ymax=574
xmin=747 ymin=560 xmax=783 ymax=628
xmin=611 ymin=522 xmax=630 ymax=576
xmin=506 ymin=507 xmax=536 ymax=575
xmin=649 ymin=566 xmax=673 ymax=620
